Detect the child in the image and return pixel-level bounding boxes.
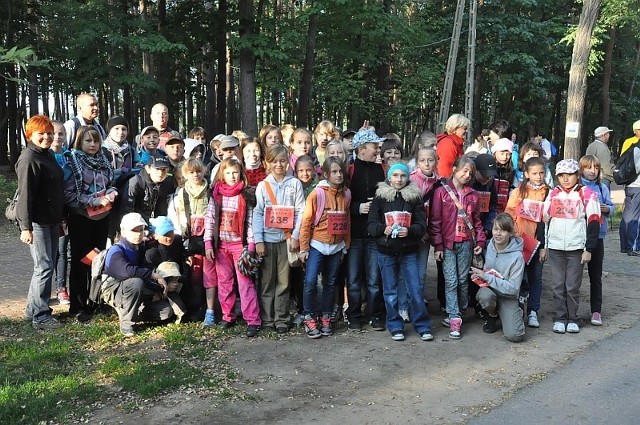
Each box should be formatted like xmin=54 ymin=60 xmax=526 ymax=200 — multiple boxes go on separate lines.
xmin=579 ymin=155 xmax=613 ymax=326
xmin=492 ymin=138 xmax=515 ymax=188
xmin=326 ymin=140 xmax=347 ymax=163
xmin=281 ymin=123 xmax=295 ymax=147
xmin=295 ymin=155 xmax=318 ymax=198
xmin=544 ymin=159 xmax=601 ymax=334
xmin=505 ymin=156 xmax=549 ymax=328
xmin=253 ymin=145 xmax=305 ymax=333
xmin=470 ymin=213 xmax=525 ymax=342
xmin=204 ymin=134 xmax=224 ymax=176
xmin=289 ymin=128 xmax=313 ymax=172
xmin=103 ymin=115 xmax=140 ymax=183
xmin=174 ymin=159 xmax=217 ymax=328
xmin=50 ymin=121 xmax=70 ymax=305
xmin=313 ymin=120 xmax=339 ymax=166
xmin=368 ymin=162 xmax=432 ymax=341
xmin=260 ymin=124 xmax=283 ymax=148
xmin=137 ymin=126 xmax=166 ymax=165
xmin=205 ymin=158 xmax=262 ymax=337
xmin=299 ymin=157 xmax=351 ymax=338
xmin=380 ymin=139 xmax=403 ymax=165
xmin=513 ymin=142 xmax=554 ymax=188
xmin=411 ymin=147 xmax=444 ymax=315
xmin=431 ymin=156 xmax=486 ymax=339
xmin=242 ymin=137 xmax=268 ymax=187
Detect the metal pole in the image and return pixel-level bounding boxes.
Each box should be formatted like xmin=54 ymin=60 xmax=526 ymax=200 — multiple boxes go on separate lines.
xmin=465 ymin=0 xmax=477 ymax=146
xmin=438 ymin=0 xmax=466 ymax=132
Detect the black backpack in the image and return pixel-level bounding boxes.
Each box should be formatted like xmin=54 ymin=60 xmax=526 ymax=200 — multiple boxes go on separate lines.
xmin=613 ymin=142 xmax=640 ymax=185
xmin=88 ymin=244 xmax=124 ymax=304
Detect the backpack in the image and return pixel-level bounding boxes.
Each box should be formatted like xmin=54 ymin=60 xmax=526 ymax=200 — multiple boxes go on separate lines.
xmin=549 ymin=142 xmax=558 ymax=158
xmin=613 ymin=142 xmax=640 ymax=185
xmin=312 ymin=186 xmax=352 ymax=228
xmin=88 ymin=244 xmax=124 ymax=304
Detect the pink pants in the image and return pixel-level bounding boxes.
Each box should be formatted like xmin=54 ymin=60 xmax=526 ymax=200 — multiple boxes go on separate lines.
xmin=196 ymin=254 xmax=217 ymax=289
xmin=216 ymin=241 xmax=261 ymax=326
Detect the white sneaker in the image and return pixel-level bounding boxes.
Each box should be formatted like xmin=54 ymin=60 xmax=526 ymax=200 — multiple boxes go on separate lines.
xmin=527 ymin=311 xmax=540 ymax=328
xmin=552 ymin=322 xmax=566 ymax=334
xmin=566 ymin=322 xmax=580 ymax=333
xmin=399 ymin=309 xmax=410 ymax=323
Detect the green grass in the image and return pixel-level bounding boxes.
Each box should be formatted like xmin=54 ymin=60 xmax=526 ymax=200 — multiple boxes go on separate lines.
xmin=0 ymin=315 xmax=247 ymax=424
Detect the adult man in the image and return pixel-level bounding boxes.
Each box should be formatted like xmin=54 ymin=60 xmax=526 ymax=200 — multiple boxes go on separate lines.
xmin=101 ymin=213 xmax=175 ymax=336
xmin=150 ymin=103 xmax=181 ymax=149
xmin=619 ymin=120 xmax=640 ymax=253
xmin=345 ymin=129 xmax=386 ymax=331
xmin=620 ymin=120 xmax=640 ymax=155
xmin=586 ymin=126 xmax=614 ymax=189
xmin=64 ymin=93 xmax=106 ymax=147
xmin=534 ymin=132 xmax=553 ymax=160
xmin=622 ymin=142 xmax=640 ymax=256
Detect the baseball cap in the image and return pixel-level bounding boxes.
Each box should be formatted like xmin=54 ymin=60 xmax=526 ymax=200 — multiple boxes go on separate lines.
xmin=120 ymin=212 xmax=147 ymax=231
xmin=492 ymin=138 xmax=513 ymax=153
xmin=220 ymin=135 xmax=240 ymax=150
xmin=352 ymin=129 xmax=385 ymax=149
xmin=632 ymin=120 xmax=640 ymax=131
xmin=139 ymin=126 xmax=159 ymax=137
xmin=474 ymin=154 xmax=498 ymax=178
xmin=341 ymin=129 xmax=357 ymax=139
xmin=165 ymin=135 xmax=185 ymax=146
xmin=149 ymin=216 xmax=175 ymax=236
xmin=155 ymin=261 xmax=181 ymax=278
xmin=146 ymin=155 xmax=171 ymax=169
xmin=594 ymin=126 xmax=613 ymax=138
xmin=555 ymin=158 xmax=579 ymax=175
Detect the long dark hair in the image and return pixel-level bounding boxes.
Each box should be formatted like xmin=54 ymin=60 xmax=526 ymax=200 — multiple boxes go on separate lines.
xmin=517 ymin=156 xmax=547 ymax=200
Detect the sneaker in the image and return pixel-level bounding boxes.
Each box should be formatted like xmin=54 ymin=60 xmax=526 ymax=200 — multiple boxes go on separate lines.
xmin=57 ymin=289 xmax=70 ymax=305
xmin=527 ymin=311 xmax=540 ymax=328
xmin=449 ymin=317 xmax=462 ymax=339
xmin=202 ymin=309 xmax=216 ymax=328
xmin=76 ymin=311 xmax=93 ymax=323
xmin=330 ymin=304 xmax=343 ymax=323
xmin=303 ymin=315 xmax=322 ymax=339
xmin=347 ymin=321 xmax=362 ymax=331
xmin=292 ymin=313 xmax=305 ymax=327
xmin=32 ymin=316 xmax=61 ymax=330
xmin=320 ymin=315 xmax=333 ymax=336
xmin=218 ymin=320 xmax=235 ymax=329
xmin=591 ymin=312 xmax=603 ymax=326
xmin=566 ymin=322 xmax=580 ymax=333
xmin=370 ymin=318 xmax=385 ymax=331
xmin=399 ymin=309 xmax=410 ymax=323
xmin=475 ymin=305 xmax=489 ymax=321
xmin=276 ymin=325 xmax=289 ymax=334
xmin=120 ymin=325 xmax=135 ymax=337
xmin=483 ymin=315 xmax=499 ymax=334
xmin=420 ymin=332 xmax=434 ymax=341
xmin=628 ymin=250 xmax=640 ymax=256
xmin=246 ymin=325 xmax=259 ymax=338
xmin=552 ymin=322 xmax=566 ymax=334
xmin=441 ymin=317 xmax=450 ymax=327
xmin=391 ymin=330 xmax=405 ymax=341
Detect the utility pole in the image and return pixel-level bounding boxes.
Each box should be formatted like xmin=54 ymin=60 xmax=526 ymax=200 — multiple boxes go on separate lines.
xmin=464 ymin=0 xmax=477 ymax=146
xmin=438 ymin=0 xmax=466 ymax=132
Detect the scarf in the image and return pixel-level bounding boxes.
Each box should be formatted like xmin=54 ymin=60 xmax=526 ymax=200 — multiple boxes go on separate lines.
xmin=213 ymin=181 xmax=246 ymax=235
xmin=104 ymin=137 xmax=127 ymax=155
xmin=67 ymin=150 xmax=114 ymax=202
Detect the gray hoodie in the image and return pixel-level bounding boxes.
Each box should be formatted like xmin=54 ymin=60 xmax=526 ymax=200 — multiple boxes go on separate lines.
xmin=482 ymin=236 xmax=525 ymax=299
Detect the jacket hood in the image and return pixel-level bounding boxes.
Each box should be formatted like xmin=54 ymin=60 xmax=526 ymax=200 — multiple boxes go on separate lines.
xmin=375 ymin=181 xmax=422 ymax=202
xmin=491 ymin=235 xmax=523 ymax=255
xmin=184 ymin=138 xmax=205 ymax=159
xmin=184 ymin=180 xmax=208 ymax=198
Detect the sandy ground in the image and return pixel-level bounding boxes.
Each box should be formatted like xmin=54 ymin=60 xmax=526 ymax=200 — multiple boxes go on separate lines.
xmin=3 ymin=186 xmax=639 ymax=424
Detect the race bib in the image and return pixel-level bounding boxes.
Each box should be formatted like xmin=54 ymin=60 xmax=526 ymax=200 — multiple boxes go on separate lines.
xmin=496 ymin=179 xmax=510 ymax=212
xmin=516 ymin=199 xmax=544 ymax=222
xmin=549 ymin=198 xmax=581 ymax=219
xmin=190 ymin=216 xmax=205 ymax=236
xmin=384 ymin=211 xmax=412 ymax=227
xmin=265 ymin=205 xmax=295 ymax=229
xmin=455 ymin=214 xmax=471 ymax=240
xmin=477 ymin=191 xmax=491 ymax=213
xmin=327 ymin=211 xmax=348 ymax=235
xmin=219 ymin=209 xmax=238 ymax=233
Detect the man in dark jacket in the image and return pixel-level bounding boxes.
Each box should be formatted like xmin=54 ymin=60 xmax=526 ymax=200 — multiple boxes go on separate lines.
xmin=345 ymin=129 xmax=386 ymax=331
xmin=121 ymin=156 xmax=174 ymax=222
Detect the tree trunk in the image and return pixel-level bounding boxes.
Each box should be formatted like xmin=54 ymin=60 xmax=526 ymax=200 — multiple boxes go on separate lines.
xmin=226 ymin=42 xmax=235 ymax=133
xmin=139 ymin=0 xmax=153 ymax=114
xmin=564 ymin=0 xmax=601 ymax=161
xmin=0 ymin=69 xmax=7 ymax=166
xmin=238 ymin=0 xmax=258 ymax=136
xmin=296 ymin=11 xmax=318 ymax=128
xmin=215 ymin=0 xmax=228 ymax=135
xmin=601 ymin=26 xmax=615 ymax=125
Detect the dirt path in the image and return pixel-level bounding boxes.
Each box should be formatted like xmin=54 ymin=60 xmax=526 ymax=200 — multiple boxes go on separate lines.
xmin=3 ymin=208 xmax=639 ymax=425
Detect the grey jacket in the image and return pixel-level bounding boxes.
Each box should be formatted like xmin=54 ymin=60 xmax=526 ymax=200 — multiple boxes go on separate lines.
xmin=482 ymin=236 xmax=525 ymax=299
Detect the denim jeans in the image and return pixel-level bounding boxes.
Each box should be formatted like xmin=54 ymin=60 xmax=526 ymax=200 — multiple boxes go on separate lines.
xmin=26 ymin=223 xmax=59 ymax=322
xmin=443 ymin=240 xmax=472 ymax=318
xmin=303 ymin=247 xmax=342 ymax=316
xmin=623 ymin=187 xmax=640 ymax=252
xmin=523 ymin=249 xmax=543 ymax=313
xmin=346 ymin=238 xmax=384 ymax=324
xmin=55 ymin=233 xmax=69 ymax=291
xmin=378 ymin=252 xmax=431 ymax=334
xmin=416 ymin=240 xmax=431 ymax=292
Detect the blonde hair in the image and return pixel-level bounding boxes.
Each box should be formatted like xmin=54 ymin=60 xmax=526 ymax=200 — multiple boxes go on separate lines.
xmin=265 ymin=144 xmax=289 ymax=164
xmin=181 ymin=158 xmax=205 ymax=174
xmin=313 ymin=120 xmax=340 ymax=144
xmin=280 ymin=123 xmax=295 ymax=146
xmin=579 ymin=154 xmax=601 ymax=183
xmin=445 ymin=114 xmax=471 ymax=134
xmin=326 ymin=139 xmax=347 ymax=162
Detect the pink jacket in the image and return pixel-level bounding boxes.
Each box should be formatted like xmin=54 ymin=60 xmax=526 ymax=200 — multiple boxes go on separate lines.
xmin=429 ymin=180 xmax=486 ymax=252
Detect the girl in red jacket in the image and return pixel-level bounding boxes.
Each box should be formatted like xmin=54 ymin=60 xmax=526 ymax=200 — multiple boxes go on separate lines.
xmin=431 ymin=156 xmax=486 ymax=339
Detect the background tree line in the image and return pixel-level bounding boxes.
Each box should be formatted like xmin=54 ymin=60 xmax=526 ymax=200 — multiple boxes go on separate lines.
xmin=1 ymin=0 xmax=639 ymax=168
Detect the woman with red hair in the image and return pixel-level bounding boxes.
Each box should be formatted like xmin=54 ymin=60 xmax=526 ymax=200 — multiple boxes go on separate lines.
xmin=16 ymin=115 xmax=65 ymax=330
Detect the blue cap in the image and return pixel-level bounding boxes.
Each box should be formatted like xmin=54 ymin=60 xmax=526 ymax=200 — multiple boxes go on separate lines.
xmin=149 ymin=216 xmax=175 ymax=236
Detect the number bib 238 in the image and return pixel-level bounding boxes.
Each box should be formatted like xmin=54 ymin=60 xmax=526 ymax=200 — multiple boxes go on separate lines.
xmin=550 ymin=198 xmax=581 ymax=219
xmin=265 ymin=205 xmax=295 ymax=229
xmin=327 ymin=211 xmax=348 ymax=235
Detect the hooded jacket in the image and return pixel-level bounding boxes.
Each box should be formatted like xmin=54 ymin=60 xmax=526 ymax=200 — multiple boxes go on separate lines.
xmin=300 ymin=180 xmax=351 ymax=251
xmin=482 ymin=235 xmax=525 ymax=299
xmin=435 ymin=133 xmax=464 ymax=178
xmin=121 ymin=168 xmax=174 ymax=222
xmin=184 ymin=138 xmax=205 ymax=159
xmin=580 ymin=177 xmax=613 ymax=239
xmin=367 ymin=181 xmax=426 ymax=255
xmin=253 ymin=174 xmax=305 ymax=243
xmin=175 ymin=180 xmax=210 ymax=236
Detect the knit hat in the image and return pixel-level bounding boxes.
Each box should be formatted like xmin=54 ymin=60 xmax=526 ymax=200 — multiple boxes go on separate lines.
xmin=155 ymin=261 xmax=181 ymax=278
xmin=106 ymin=115 xmax=129 ymax=134
xmin=555 ymin=158 xmax=579 ymax=175
xmin=594 ymin=126 xmax=613 ymax=138
xmin=353 ymin=129 xmax=385 ymax=149
xmin=387 ymin=162 xmax=410 ymax=181
xmin=149 ymin=216 xmax=175 ymax=236
xmin=120 ymin=212 xmax=147 ymax=231
xmin=492 ymin=138 xmax=513 ymax=153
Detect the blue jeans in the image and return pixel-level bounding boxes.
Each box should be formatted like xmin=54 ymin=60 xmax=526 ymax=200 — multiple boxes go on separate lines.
xmin=303 ymin=247 xmax=341 ymax=316
xmin=623 ymin=187 xmax=640 ymax=251
xmin=26 ymin=223 xmax=59 ymax=322
xmin=378 ymin=252 xmax=431 ymax=333
xmin=346 ymin=238 xmax=383 ymax=324
xmin=417 ymin=240 xmax=431 ymax=293
xmin=524 ymin=250 xmax=543 ymax=313
xmin=443 ymin=240 xmax=472 ymax=318
xmin=55 ymin=233 xmax=69 ymax=291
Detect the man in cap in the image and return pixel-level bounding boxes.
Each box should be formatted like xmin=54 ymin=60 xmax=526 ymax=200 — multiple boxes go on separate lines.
xmin=586 ymin=126 xmax=614 ymax=189
xmin=64 ymin=93 xmax=107 ymax=148
xmin=620 ymin=120 xmax=640 ymax=155
xmin=150 ymin=103 xmax=181 ymax=149
xmin=121 ymin=156 xmax=174 ymax=222
xmin=345 ymin=129 xmax=387 ymax=331
xmin=101 ymin=213 xmax=175 ymax=336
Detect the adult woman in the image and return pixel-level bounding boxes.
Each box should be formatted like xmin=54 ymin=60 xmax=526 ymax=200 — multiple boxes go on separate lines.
xmin=63 ymin=125 xmax=116 ymax=321
xmin=436 ymin=114 xmax=471 ymax=178
xmin=16 ymin=115 xmax=65 ymax=330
